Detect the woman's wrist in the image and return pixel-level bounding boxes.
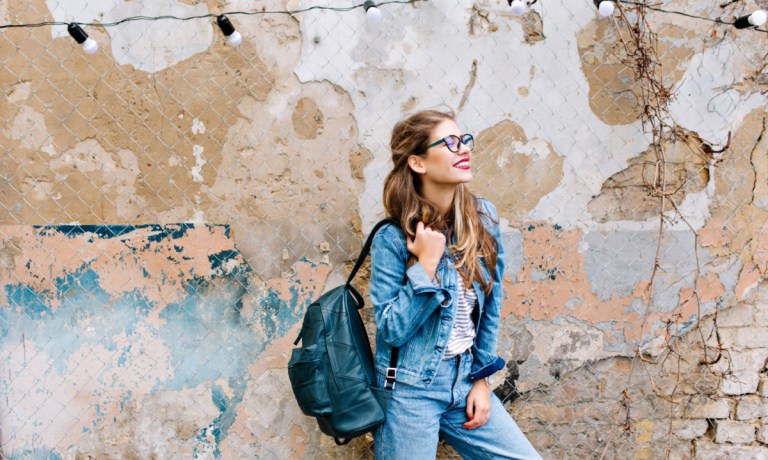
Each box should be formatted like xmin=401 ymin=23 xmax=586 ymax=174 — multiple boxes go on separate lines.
xmin=418 ymin=257 xmax=440 ymax=279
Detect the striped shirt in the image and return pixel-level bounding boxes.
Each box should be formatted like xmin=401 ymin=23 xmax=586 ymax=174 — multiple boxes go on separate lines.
xmin=443 ymin=275 xmax=477 ymax=359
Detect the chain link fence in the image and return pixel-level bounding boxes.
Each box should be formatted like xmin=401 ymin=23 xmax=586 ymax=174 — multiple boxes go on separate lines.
xmin=2 ymin=0 xmax=768 ymax=458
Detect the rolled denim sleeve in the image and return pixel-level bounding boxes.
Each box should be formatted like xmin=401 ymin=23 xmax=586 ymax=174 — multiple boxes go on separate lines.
xmin=470 ymin=200 xmax=506 ymax=380
xmin=370 ymin=227 xmax=452 ymax=348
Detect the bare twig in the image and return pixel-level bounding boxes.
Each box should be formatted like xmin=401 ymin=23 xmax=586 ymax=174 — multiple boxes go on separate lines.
xmin=601 ymin=3 xmax=731 ymax=457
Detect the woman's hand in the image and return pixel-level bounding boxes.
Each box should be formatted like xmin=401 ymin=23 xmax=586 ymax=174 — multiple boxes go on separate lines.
xmin=464 ymin=379 xmax=491 ymax=430
xmin=406 ymin=221 xmax=445 ymax=279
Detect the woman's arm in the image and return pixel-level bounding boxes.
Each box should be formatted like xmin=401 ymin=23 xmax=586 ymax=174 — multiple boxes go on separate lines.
xmin=470 ymin=199 xmax=506 ymax=380
xmin=465 ymin=200 xmax=504 ymax=427
xmin=370 ymin=227 xmax=452 ymax=347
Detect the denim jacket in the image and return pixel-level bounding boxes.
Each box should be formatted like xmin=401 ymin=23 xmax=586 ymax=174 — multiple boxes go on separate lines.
xmin=370 ymin=198 xmax=506 ymax=388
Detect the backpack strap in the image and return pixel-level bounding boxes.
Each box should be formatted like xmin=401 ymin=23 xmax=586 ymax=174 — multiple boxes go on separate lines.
xmin=345 ymin=217 xmax=399 ymax=287
xmin=384 ymin=347 xmax=399 ymax=390
xmin=346 ymin=217 xmax=401 ymax=391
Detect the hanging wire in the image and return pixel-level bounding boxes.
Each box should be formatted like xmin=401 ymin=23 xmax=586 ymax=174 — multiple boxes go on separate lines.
xmin=0 ymin=0 xmax=766 ymax=32
xmin=616 ymin=0 xmax=767 ymax=33
xmin=0 ymin=0 xmax=425 ymax=29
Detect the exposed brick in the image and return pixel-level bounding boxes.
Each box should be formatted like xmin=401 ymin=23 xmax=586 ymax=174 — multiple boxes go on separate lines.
xmin=719 ymin=303 xmax=755 ymax=327
xmin=659 ymin=370 xmax=721 ymax=396
xmin=547 ymin=375 xmax=601 ymax=404
xmin=671 ymin=419 xmax=708 ymax=440
xmin=759 ymin=425 xmax=768 ymax=445
xmin=714 ymin=420 xmax=757 ymax=444
xmin=676 ymin=371 xmax=722 ymax=395
xmin=513 ymin=403 xmax=578 ymax=425
xmin=525 ymin=430 xmax=555 ymax=449
xmin=667 ymin=443 xmax=693 ymax=460
xmin=674 ymin=395 xmax=733 ymax=419
xmin=723 ymin=374 xmax=762 ymax=396
xmin=719 ymin=326 xmax=766 ymax=350
xmin=695 ymin=439 xmax=768 ymax=459
xmin=720 ymin=352 xmax=766 ymax=395
xmin=732 ymin=329 xmax=768 ymax=349
xmin=736 ymin=396 xmax=768 ymax=420
xmin=713 ymin=349 xmax=768 ymax=394
xmin=633 ymin=419 xmax=670 ymax=444
xmin=756 ymin=307 xmax=768 ymax=326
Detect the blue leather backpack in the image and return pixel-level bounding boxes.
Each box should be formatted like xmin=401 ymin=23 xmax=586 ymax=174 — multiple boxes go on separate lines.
xmin=288 ymin=219 xmax=399 ymax=445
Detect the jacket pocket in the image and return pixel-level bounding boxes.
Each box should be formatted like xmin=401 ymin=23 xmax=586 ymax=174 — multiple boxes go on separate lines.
xmin=288 ymin=344 xmax=332 ymax=416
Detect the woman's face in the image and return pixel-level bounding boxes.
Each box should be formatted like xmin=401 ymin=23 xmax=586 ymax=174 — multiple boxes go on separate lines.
xmin=409 ymin=119 xmax=473 ymax=188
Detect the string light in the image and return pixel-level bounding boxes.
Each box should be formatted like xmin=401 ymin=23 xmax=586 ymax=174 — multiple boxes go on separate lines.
xmin=613 ymin=1 xmax=767 ymax=32
xmin=67 ymin=23 xmax=98 ymax=54
xmin=363 ymin=1 xmax=383 ymax=26
xmin=0 ymin=1 xmax=422 ymax=29
xmin=216 ymin=15 xmax=242 ymax=47
xmin=0 ymin=0 xmax=765 ymax=35
xmin=734 ymin=10 xmax=767 ymax=29
xmin=508 ymin=0 xmax=527 ymax=16
xmin=594 ymin=0 xmax=616 ymax=17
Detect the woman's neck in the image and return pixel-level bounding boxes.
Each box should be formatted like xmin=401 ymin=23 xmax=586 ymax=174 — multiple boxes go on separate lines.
xmin=421 ymin=183 xmax=456 ymax=217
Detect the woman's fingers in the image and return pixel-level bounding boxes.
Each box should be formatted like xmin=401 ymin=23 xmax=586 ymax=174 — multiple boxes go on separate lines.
xmin=407 ymin=221 xmax=445 ymax=261
xmin=463 ymin=381 xmax=491 ymax=430
xmin=463 ymin=406 xmax=490 ymax=430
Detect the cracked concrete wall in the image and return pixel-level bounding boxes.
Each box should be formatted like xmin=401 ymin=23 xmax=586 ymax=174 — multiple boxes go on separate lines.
xmin=2 ymin=0 xmax=768 ymax=457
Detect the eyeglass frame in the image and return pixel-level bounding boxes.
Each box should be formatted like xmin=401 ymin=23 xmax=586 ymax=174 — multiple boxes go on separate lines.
xmin=426 ymin=133 xmax=474 ymax=153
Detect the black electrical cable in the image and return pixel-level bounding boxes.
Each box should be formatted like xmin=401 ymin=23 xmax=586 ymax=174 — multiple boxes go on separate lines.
xmin=0 ymin=0 xmax=425 ymax=29
xmin=616 ymin=0 xmax=767 ymax=33
xmin=0 ymin=0 xmax=764 ymax=33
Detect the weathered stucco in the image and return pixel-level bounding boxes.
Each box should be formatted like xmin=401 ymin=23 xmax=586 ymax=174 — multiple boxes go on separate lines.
xmin=576 ymin=21 xmax=697 ymax=126
xmin=472 ymin=119 xmax=564 ymax=220
xmin=588 ymin=130 xmax=711 ymax=222
xmin=1 ymin=224 xmax=331 ymax=457
xmin=2 ymin=0 xmax=768 ymax=457
xmin=1 ymin=0 xmax=367 ymax=281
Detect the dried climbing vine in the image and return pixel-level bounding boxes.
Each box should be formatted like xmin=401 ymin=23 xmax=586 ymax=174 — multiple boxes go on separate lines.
xmin=598 ymin=3 xmax=736 ymax=458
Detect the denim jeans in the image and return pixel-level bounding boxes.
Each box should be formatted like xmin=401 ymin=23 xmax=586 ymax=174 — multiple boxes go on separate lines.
xmin=374 ymin=349 xmax=542 ymax=460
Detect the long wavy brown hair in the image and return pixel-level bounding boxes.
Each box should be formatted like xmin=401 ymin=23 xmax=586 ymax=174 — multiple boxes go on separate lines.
xmin=383 ymin=110 xmax=498 ymax=294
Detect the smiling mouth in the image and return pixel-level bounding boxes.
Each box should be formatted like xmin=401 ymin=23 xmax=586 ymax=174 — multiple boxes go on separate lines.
xmin=454 ymin=160 xmax=470 ymax=168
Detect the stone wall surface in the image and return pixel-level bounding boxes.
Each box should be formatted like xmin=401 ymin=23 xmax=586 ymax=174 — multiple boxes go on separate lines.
xmin=2 ymin=0 xmax=768 ymax=458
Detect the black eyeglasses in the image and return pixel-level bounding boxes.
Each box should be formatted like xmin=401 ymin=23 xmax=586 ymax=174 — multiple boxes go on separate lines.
xmin=427 ymin=134 xmax=474 ymax=153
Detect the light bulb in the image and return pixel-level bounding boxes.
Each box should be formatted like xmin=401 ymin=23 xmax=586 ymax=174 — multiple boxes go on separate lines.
xmin=364 ymin=1 xmax=382 ymax=26
xmin=749 ymin=10 xmax=767 ymax=27
xmin=734 ymin=9 xmax=767 ymax=28
xmin=509 ymin=0 xmax=526 ymax=16
xmin=226 ymin=30 xmax=243 ymax=47
xmin=82 ymin=37 xmax=99 ymax=54
xmin=216 ymin=15 xmax=243 ymax=47
xmin=598 ymin=1 xmax=615 ymax=17
xmin=67 ymin=23 xmax=98 ymax=55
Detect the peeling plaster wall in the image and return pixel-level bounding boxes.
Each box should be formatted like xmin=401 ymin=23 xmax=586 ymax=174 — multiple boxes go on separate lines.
xmin=2 ymin=0 xmax=768 ymax=457
xmin=1 ymin=225 xmax=331 ymax=458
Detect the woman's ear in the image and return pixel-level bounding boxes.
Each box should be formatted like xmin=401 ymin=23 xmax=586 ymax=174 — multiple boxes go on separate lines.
xmin=407 ymin=155 xmax=426 ymax=175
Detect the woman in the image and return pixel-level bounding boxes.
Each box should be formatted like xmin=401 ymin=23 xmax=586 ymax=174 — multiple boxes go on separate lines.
xmin=370 ymin=110 xmax=541 ymax=459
